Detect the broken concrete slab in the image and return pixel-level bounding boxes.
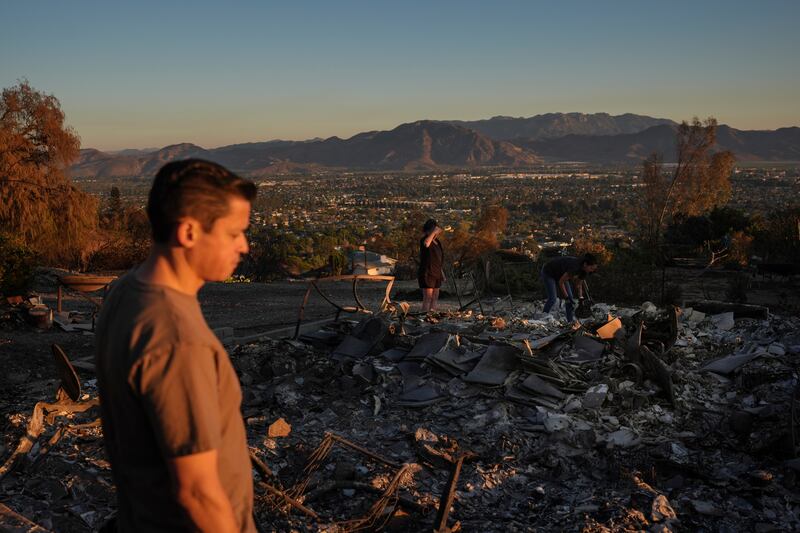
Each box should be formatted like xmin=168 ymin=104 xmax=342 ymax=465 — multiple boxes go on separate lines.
xmin=691 ymin=499 xmax=722 ymax=516
xmin=404 ymin=331 xmax=451 ymax=361
xmin=583 ymin=384 xmax=609 ymax=408
xmin=505 ymin=387 xmax=561 ymax=409
xmin=685 ymin=308 xmax=706 ymax=325
xmin=463 ymin=344 xmax=521 ymax=386
xmin=604 ymin=427 xmax=641 ymax=448
xmin=526 ymin=332 xmax=567 ymax=350
xmin=350 ymin=316 xmax=388 ymax=344
xmin=395 ymin=363 xmax=426 ymax=401
xmin=429 ymin=348 xmax=481 ymax=376
xmin=379 ymin=347 xmax=410 ymax=362
xmin=352 ymin=362 xmax=376 ymax=384
xmin=767 ymin=343 xmax=785 ymax=356
xmin=446 ymin=377 xmax=482 ymax=399
xmin=574 ymin=334 xmax=605 ymax=357
xmin=641 ymin=301 xmax=658 ymax=316
xmin=518 ymin=373 xmax=566 ymax=400
xmin=543 ymin=412 xmax=572 ymax=433
xmin=700 ymin=348 xmax=764 ymax=375
xmin=330 ymin=335 xmax=375 ymax=361
xmin=563 ymin=334 xmax=605 ymax=363
xmin=330 ymin=316 xmax=388 ymax=361
xmin=710 ymin=312 xmax=735 ymax=331
xmin=396 ymin=384 xmax=445 ymax=407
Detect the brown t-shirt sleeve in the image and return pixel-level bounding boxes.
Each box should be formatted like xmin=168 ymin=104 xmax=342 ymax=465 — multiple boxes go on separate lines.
xmin=131 ymin=343 xmax=222 ymax=457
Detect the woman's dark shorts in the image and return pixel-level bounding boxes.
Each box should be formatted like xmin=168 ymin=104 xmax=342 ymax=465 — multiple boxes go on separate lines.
xmin=418 ymin=273 xmax=443 ymax=289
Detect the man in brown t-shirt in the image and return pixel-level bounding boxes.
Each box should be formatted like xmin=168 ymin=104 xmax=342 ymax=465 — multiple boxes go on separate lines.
xmin=95 ymin=160 xmax=257 ymax=532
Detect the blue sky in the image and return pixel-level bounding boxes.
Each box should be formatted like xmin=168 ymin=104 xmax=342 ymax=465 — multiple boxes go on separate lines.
xmin=2 ymin=0 xmax=798 ymax=150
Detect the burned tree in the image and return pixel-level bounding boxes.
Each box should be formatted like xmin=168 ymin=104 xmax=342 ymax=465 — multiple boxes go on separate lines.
xmin=637 ymin=117 xmax=736 ymax=250
xmin=0 ymin=81 xmax=97 ymax=267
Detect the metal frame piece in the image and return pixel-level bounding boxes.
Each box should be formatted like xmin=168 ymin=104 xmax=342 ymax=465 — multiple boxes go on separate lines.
xmin=433 ymin=451 xmax=476 ymax=533
xmin=56 ymin=275 xmax=115 ymax=329
xmin=52 ymin=344 xmax=81 ymax=401
xmin=255 ymin=432 xmax=417 ymax=532
xmin=294 ymin=275 xmax=395 ymax=339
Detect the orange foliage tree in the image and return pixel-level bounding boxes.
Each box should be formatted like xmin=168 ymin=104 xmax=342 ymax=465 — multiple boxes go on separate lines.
xmin=637 ymin=117 xmax=735 ymax=251
xmin=572 ymin=230 xmax=613 ymax=265
xmin=447 ymin=203 xmax=509 ymax=265
xmin=0 ymin=81 xmax=97 ymax=266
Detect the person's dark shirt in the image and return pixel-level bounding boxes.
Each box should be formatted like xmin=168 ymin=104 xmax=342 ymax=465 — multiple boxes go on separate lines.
xmin=542 ymin=256 xmax=583 ymax=281
xmin=419 ymin=237 xmax=444 ymax=278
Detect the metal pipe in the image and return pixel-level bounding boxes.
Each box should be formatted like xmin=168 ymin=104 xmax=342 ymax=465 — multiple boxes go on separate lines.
xmin=257 ymin=481 xmax=320 ymax=520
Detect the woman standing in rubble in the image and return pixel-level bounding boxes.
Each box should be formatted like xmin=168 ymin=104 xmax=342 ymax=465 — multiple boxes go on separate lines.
xmin=419 ymin=218 xmax=445 ymax=313
xmin=541 ymin=253 xmax=598 ymax=323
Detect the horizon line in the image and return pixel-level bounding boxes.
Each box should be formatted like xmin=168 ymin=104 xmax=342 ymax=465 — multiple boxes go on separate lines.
xmin=81 ymin=113 xmax=800 ymax=153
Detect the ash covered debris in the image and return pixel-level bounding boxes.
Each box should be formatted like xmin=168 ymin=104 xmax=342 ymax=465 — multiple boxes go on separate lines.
xmin=2 ymin=298 xmax=800 ymax=531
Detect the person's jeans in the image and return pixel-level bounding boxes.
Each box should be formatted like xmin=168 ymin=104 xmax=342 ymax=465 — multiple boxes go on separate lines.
xmin=541 ymin=269 xmax=575 ymax=322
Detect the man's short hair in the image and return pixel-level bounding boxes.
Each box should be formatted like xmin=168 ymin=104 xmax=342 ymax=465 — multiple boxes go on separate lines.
xmin=581 ymin=253 xmax=598 ymax=266
xmin=147 ymin=159 xmax=257 ymax=243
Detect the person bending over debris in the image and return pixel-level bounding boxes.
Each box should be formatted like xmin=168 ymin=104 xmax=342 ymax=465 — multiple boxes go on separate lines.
xmin=540 ymin=253 xmax=598 ymax=323
xmin=419 ymin=218 xmax=445 ymax=313
xmin=95 ymin=160 xmax=257 ymax=533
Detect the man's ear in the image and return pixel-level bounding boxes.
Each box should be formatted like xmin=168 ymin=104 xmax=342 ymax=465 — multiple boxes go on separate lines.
xmin=175 ymin=217 xmax=202 ymax=248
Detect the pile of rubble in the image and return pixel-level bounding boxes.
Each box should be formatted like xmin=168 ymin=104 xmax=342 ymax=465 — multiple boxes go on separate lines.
xmin=1 ymin=293 xmax=99 ymax=334
xmin=2 ymin=298 xmax=800 ymax=531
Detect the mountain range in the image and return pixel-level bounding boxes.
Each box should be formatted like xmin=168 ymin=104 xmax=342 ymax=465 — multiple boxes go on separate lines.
xmin=447 ymin=112 xmax=677 ymax=140
xmin=71 ymin=113 xmax=800 ymax=177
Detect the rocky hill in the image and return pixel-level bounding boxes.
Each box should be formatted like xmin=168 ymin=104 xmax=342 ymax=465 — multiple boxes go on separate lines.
xmin=71 ymin=121 xmax=540 ymax=177
xmin=448 ymin=112 xmax=676 ymax=141
xmin=516 ymin=125 xmax=800 ymax=163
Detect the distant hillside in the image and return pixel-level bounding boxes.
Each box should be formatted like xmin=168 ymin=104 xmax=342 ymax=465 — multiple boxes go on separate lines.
xmin=714 ymin=126 xmax=800 ymax=162
xmin=517 ymin=124 xmax=800 ymax=163
xmin=109 ymin=148 xmax=158 ymax=156
xmin=71 ymin=116 xmax=800 ymax=177
xmin=71 ymin=121 xmax=540 ymax=177
xmin=71 ymin=149 xmax=141 ymax=178
xmin=448 ymin=112 xmax=676 ymax=141
xmin=73 ymin=144 xmax=209 ymax=178
xmin=245 ymin=120 xmax=540 ymax=171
